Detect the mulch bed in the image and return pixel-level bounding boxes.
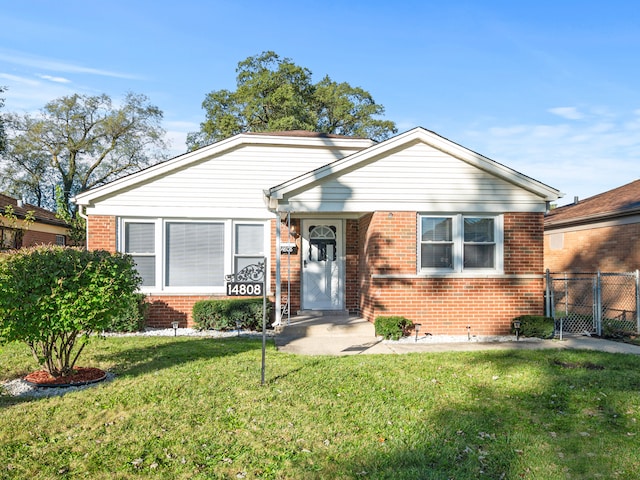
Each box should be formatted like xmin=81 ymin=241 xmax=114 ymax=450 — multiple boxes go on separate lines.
xmin=24 ymin=367 xmax=107 ymax=387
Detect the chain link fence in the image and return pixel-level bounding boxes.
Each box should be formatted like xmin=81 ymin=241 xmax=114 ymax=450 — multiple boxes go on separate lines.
xmin=545 ymin=271 xmax=640 ymax=337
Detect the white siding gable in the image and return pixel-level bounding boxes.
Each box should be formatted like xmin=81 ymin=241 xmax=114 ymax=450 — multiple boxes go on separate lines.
xmin=279 ymin=140 xmax=553 ymax=213
xmin=82 ymin=142 xmax=366 ymax=218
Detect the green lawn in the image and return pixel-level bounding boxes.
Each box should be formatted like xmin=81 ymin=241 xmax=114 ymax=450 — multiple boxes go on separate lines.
xmin=1 ymin=336 xmax=640 ymax=479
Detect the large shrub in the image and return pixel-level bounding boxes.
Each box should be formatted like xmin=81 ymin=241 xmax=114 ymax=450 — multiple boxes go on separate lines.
xmin=0 ymin=246 xmax=142 ymax=376
xmin=374 ymin=316 xmax=413 ymax=340
xmin=193 ymin=298 xmax=273 ymax=331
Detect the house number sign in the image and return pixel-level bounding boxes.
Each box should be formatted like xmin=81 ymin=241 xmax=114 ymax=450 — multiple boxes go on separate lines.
xmin=226 ymin=282 xmax=262 ymax=296
xmin=225 ymin=261 xmax=265 ymax=297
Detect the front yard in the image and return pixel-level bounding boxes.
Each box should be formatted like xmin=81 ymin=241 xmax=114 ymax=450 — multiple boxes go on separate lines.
xmin=1 ymin=336 xmax=640 ymax=479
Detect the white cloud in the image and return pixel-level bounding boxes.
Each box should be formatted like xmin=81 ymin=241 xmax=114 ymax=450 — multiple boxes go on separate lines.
xmin=38 ymin=74 xmax=71 ymax=84
xmin=0 ymin=49 xmax=142 ymax=80
xmin=462 ymin=108 xmax=640 ymax=205
xmin=548 ymin=106 xmax=584 ymax=120
xmin=0 ymin=73 xmax=40 ymax=86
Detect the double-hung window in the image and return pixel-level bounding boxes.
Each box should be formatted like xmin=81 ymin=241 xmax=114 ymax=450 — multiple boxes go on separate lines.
xmin=234 ymin=223 xmax=265 ymax=273
xmin=419 ymin=214 xmax=502 ymax=273
xmin=124 ymin=222 xmax=156 ymax=287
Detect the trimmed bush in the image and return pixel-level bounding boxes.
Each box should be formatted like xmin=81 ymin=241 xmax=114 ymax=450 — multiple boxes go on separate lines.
xmin=193 ymin=298 xmax=273 ymax=331
xmin=512 ymin=315 xmax=555 ymax=339
xmin=374 ymin=316 xmax=413 ymax=340
xmin=103 ymin=293 xmax=149 ymax=332
xmin=0 ymin=246 xmax=141 ymax=376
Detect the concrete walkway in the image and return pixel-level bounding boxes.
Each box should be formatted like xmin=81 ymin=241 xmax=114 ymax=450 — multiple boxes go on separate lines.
xmin=274 ymin=314 xmax=640 ymax=356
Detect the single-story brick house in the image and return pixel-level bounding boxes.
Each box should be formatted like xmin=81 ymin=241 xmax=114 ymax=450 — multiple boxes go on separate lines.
xmin=544 ymin=179 xmax=640 ymax=273
xmin=0 ymin=194 xmax=70 ymax=250
xmin=74 ymin=127 xmax=561 ymax=335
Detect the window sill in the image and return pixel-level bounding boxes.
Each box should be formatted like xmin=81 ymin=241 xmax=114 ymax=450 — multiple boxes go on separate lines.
xmin=372 ymin=272 xmax=543 ymax=279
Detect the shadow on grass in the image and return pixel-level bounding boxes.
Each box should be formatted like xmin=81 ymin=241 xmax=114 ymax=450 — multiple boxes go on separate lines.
xmin=94 ymin=335 xmax=271 ymax=379
xmin=0 ymin=335 xmax=272 ymax=407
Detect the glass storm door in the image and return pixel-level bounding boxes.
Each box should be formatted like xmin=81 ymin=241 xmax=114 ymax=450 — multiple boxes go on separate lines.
xmin=302 ymin=220 xmax=343 ymax=310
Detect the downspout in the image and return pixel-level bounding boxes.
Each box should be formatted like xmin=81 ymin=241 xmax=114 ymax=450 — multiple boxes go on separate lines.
xmin=77 ymin=204 xmax=89 ymax=250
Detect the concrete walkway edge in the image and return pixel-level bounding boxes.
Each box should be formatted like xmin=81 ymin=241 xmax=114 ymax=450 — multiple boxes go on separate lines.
xmin=274 ymin=315 xmax=640 ymax=356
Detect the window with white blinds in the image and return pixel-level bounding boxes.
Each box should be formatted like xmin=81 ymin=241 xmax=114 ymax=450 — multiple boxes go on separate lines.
xmin=166 ymin=222 xmax=225 ymax=287
xmin=122 ymin=219 xmax=268 ymax=291
xmin=234 ymin=223 xmax=265 ymax=274
xmin=124 ymin=222 xmax=155 ymax=287
xmin=419 ymin=214 xmax=502 ymax=273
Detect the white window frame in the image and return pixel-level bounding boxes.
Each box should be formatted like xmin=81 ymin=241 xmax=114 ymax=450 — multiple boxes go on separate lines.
xmin=122 ymin=219 xmax=158 ymax=288
xmin=418 ymin=214 xmax=503 ymax=274
xmin=120 ymin=218 xmax=269 ymax=294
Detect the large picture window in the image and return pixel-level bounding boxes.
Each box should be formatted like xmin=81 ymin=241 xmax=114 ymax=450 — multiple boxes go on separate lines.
xmin=419 ymin=215 xmax=502 ymax=273
xmin=166 ymin=222 xmax=224 ymax=287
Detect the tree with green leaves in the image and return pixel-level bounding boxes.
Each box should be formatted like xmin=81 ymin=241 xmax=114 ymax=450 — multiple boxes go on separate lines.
xmin=1 ymin=92 xmax=168 ymax=217
xmin=0 ymin=246 xmax=142 ymax=377
xmin=187 ymin=51 xmax=397 ymax=149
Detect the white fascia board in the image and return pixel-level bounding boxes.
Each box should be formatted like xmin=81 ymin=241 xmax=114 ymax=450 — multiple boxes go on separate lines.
xmin=266 ymin=127 xmax=563 ymax=202
xmin=85 ymin=204 xmax=277 ymax=219
xmin=74 ymin=133 xmax=374 ymax=206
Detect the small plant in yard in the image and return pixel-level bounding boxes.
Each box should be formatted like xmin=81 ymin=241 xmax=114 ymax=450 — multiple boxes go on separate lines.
xmin=374 ymin=315 xmax=413 ymax=340
xmin=0 ymin=245 xmax=141 ymax=377
xmin=512 ymin=314 xmax=555 ymax=338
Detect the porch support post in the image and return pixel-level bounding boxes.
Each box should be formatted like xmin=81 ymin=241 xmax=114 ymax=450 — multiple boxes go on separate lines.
xmin=275 ymin=215 xmax=282 ymax=325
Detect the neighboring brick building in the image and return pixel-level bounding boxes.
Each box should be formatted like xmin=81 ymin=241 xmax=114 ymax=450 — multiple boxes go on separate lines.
xmin=544 ymin=180 xmax=640 ymax=273
xmin=0 ymin=194 xmax=70 ymax=250
xmin=75 ymin=128 xmax=561 ymax=336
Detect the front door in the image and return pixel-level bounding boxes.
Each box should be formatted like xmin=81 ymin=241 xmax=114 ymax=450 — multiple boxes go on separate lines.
xmin=302 ymin=220 xmax=343 ymax=310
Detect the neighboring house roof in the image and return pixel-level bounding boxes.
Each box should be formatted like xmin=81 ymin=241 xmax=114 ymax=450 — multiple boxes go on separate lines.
xmin=545 ymin=179 xmax=640 ymax=229
xmin=0 ymin=193 xmax=69 ymax=228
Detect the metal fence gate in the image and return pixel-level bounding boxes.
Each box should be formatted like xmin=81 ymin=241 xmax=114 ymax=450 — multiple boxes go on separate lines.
xmin=545 ymin=270 xmax=640 ymax=337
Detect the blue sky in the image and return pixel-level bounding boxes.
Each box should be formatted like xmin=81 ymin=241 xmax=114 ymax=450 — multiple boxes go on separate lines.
xmin=1 ymin=0 xmax=639 ymax=205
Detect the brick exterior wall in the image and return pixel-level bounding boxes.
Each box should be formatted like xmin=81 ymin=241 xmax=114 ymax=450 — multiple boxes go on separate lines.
xmin=545 ymin=222 xmax=640 ymax=273
xmin=87 ymin=215 xmax=117 ymax=251
xmin=144 ymin=295 xmax=212 ymax=327
xmin=358 ymin=211 xmax=545 ymax=335
xmin=86 ymin=212 xmax=547 ymax=333
xmin=270 ymin=217 xmax=301 ymax=315
xmin=22 ymin=229 xmax=63 ymax=247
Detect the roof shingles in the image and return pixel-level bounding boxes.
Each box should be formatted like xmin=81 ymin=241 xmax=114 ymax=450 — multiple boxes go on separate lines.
xmin=545 ymin=179 xmax=640 ymax=227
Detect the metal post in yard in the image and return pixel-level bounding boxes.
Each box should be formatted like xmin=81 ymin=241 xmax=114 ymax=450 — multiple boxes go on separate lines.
xmin=595 ymin=271 xmax=602 ymax=336
xmin=636 ymin=270 xmax=640 ymax=335
xmin=545 ymin=269 xmax=551 ymax=318
xmin=261 ymin=256 xmax=267 ymax=386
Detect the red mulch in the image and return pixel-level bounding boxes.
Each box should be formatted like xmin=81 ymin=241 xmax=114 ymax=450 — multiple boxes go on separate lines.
xmin=24 ymin=367 xmax=106 ymax=386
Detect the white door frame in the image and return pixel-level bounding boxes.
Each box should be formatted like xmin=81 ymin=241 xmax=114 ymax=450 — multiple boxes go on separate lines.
xmin=301 ymin=219 xmax=345 ymax=311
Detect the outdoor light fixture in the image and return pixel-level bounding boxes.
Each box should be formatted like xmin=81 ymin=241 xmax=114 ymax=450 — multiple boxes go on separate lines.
xmin=415 ymin=323 xmax=422 ymax=342
xmin=172 ymin=321 xmax=179 ymax=337
xmin=236 ymin=319 xmax=242 ymax=337
xmin=513 ymin=320 xmax=521 ymax=341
